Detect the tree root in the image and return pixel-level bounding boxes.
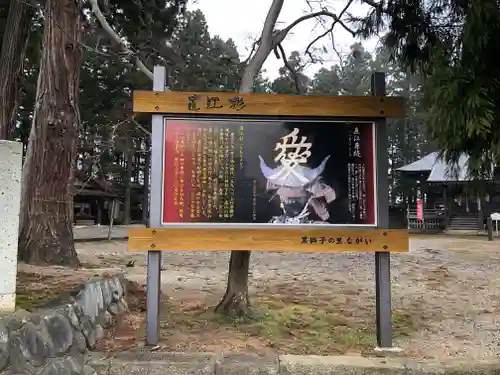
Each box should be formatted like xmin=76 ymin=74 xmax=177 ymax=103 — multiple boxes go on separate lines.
xmin=214 ymin=289 xmax=253 ymax=319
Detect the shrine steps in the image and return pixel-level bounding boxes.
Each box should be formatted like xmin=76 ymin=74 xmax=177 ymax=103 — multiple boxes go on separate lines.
xmin=445 ymin=215 xmax=480 ymax=234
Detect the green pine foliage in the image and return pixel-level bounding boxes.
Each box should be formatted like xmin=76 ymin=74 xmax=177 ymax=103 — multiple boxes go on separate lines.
xmin=353 ymin=0 xmax=500 ymax=178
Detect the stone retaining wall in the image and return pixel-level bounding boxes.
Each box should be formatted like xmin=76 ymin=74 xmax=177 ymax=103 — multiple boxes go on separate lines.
xmin=0 ymin=275 xmax=128 ymax=375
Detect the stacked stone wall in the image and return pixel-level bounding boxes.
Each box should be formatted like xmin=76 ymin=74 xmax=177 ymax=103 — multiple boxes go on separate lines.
xmin=0 ymin=276 xmax=128 ymax=375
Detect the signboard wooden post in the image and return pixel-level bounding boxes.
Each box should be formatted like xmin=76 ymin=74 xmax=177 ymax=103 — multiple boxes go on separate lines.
xmin=371 ymin=72 xmax=392 ymax=349
xmin=131 ymin=66 xmax=409 ymax=348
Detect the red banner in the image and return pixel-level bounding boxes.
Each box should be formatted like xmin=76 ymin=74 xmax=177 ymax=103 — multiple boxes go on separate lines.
xmin=416 ymin=199 xmax=424 ymax=221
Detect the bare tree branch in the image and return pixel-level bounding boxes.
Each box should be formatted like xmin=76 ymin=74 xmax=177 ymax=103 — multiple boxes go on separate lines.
xmin=88 ymin=0 xmax=175 ymax=140
xmin=264 ymin=0 xmax=356 ymax=92
xmin=88 ymin=0 xmax=154 ymax=81
xmin=241 ymin=40 xmax=259 ymax=65
xmin=75 ymin=157 xmax=103 ymax=195
xmin=332 ymin=42 xmax=345 ymax=72
xmin=275 ymin=9 xmax=356 ymax=47
xmin=130 ymin=117 xmax=151 ymax=136
xmin=303 ymin=0 xmax=355 ymax=63
xmin=304 ymin=28 xmax=331 ymax=63
xmin=109 ymin=118 xmax=131 ymax=146
xmin=274 ymin=44 xmax=302 ymax=94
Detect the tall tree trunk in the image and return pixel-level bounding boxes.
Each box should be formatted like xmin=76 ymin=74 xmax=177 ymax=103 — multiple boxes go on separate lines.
xmin=215 ymin=0 xmax=285 ymax=317
xmin=0 ymin=0 xmax=32 ymax=140
xmin=18 ymin=0 xmax=82 ymax=267
xmin=142 ymin=136 xmax=150 ymax=225
xmin=123 ymin=131 xmax=133 ymax=225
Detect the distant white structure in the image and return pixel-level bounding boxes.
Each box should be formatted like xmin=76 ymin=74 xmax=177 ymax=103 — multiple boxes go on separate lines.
xmin=0 ymin=141 xmax=22 ymax=312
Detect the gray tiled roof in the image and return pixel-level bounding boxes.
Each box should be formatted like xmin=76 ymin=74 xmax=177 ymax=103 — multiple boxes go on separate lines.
xmin=396 ymin=152 xmax=475 ymax=182
xmin=396 ymin=152 xmax=440 ymax=172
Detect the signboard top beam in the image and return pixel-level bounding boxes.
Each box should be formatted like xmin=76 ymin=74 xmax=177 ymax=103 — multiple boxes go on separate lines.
xmin=132 ymin=90 xmax=405 ymax=118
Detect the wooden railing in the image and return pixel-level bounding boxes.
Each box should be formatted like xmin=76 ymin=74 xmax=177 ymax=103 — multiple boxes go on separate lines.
xmin=407 ymin=208 xmax=446 ymax=231
xmin=407 ymin=208 xmax=445 ymax=219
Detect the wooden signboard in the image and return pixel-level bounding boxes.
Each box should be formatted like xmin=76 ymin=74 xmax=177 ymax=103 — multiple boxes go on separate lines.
xmin=132 ymin=66 xmax=409 ymax=348
xmin=129 ymin=91 xmax=407 ymax=253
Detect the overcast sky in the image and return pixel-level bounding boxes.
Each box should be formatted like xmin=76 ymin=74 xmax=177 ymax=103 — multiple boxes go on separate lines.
xmin=190 ymin=0 xmax=379 ymax=80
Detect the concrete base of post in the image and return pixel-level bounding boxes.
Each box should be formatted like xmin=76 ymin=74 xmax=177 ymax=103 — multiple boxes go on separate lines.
xmin=0 ymin=141 xmax=23 ymax=313
xmin=373 ymin=346 xmax=405 ymax=353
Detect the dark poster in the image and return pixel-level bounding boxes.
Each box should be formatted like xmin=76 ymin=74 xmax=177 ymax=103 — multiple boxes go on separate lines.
xmin=162 ymin=119 xmax=375 ymax=225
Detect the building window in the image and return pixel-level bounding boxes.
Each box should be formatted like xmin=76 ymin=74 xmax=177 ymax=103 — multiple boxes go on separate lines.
xmin=74 ymin=203 xmax=91 ymax=216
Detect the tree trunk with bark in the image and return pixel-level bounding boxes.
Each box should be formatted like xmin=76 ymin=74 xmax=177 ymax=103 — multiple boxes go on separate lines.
xmin=18 ymin=0 xmax=82 ymax=267
xmin=215 ymin=0 xmax=285 ymax=317
xmin=215 ymin=250 xmax=252 ymax=316
xmin=0 ymin=0 xmax=32 ymax=140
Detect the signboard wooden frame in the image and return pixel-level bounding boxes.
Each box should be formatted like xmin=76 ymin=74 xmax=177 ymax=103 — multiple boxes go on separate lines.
xmin=130 ymin=92 xmax=408 ymax=253
xmin=132 ymin=66 xmax=408 ymax=350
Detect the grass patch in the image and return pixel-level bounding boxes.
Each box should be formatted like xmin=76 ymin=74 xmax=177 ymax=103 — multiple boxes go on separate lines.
xmin=16 ymin=291 xmax=59 ymax=311
xmin=204 ymin=302 xmax=374 ymax=353
xmin=15 ymin=272 xmax=60 ymax=310
xmin=148 ymin=283 xmax=425 ymax=355
xmin=200 ymin=299 xmax=419 ymax=354
xmin=15 ymin=271 xmax=90 ymax=311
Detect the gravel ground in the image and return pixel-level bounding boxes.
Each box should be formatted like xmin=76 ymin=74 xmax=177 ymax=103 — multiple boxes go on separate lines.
xmin=77 ymin=235 xmax=500 ymax=361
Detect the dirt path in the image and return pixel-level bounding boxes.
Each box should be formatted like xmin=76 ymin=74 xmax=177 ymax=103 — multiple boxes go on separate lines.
xmin=76 ymin=236 xmax=500 ymax=361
